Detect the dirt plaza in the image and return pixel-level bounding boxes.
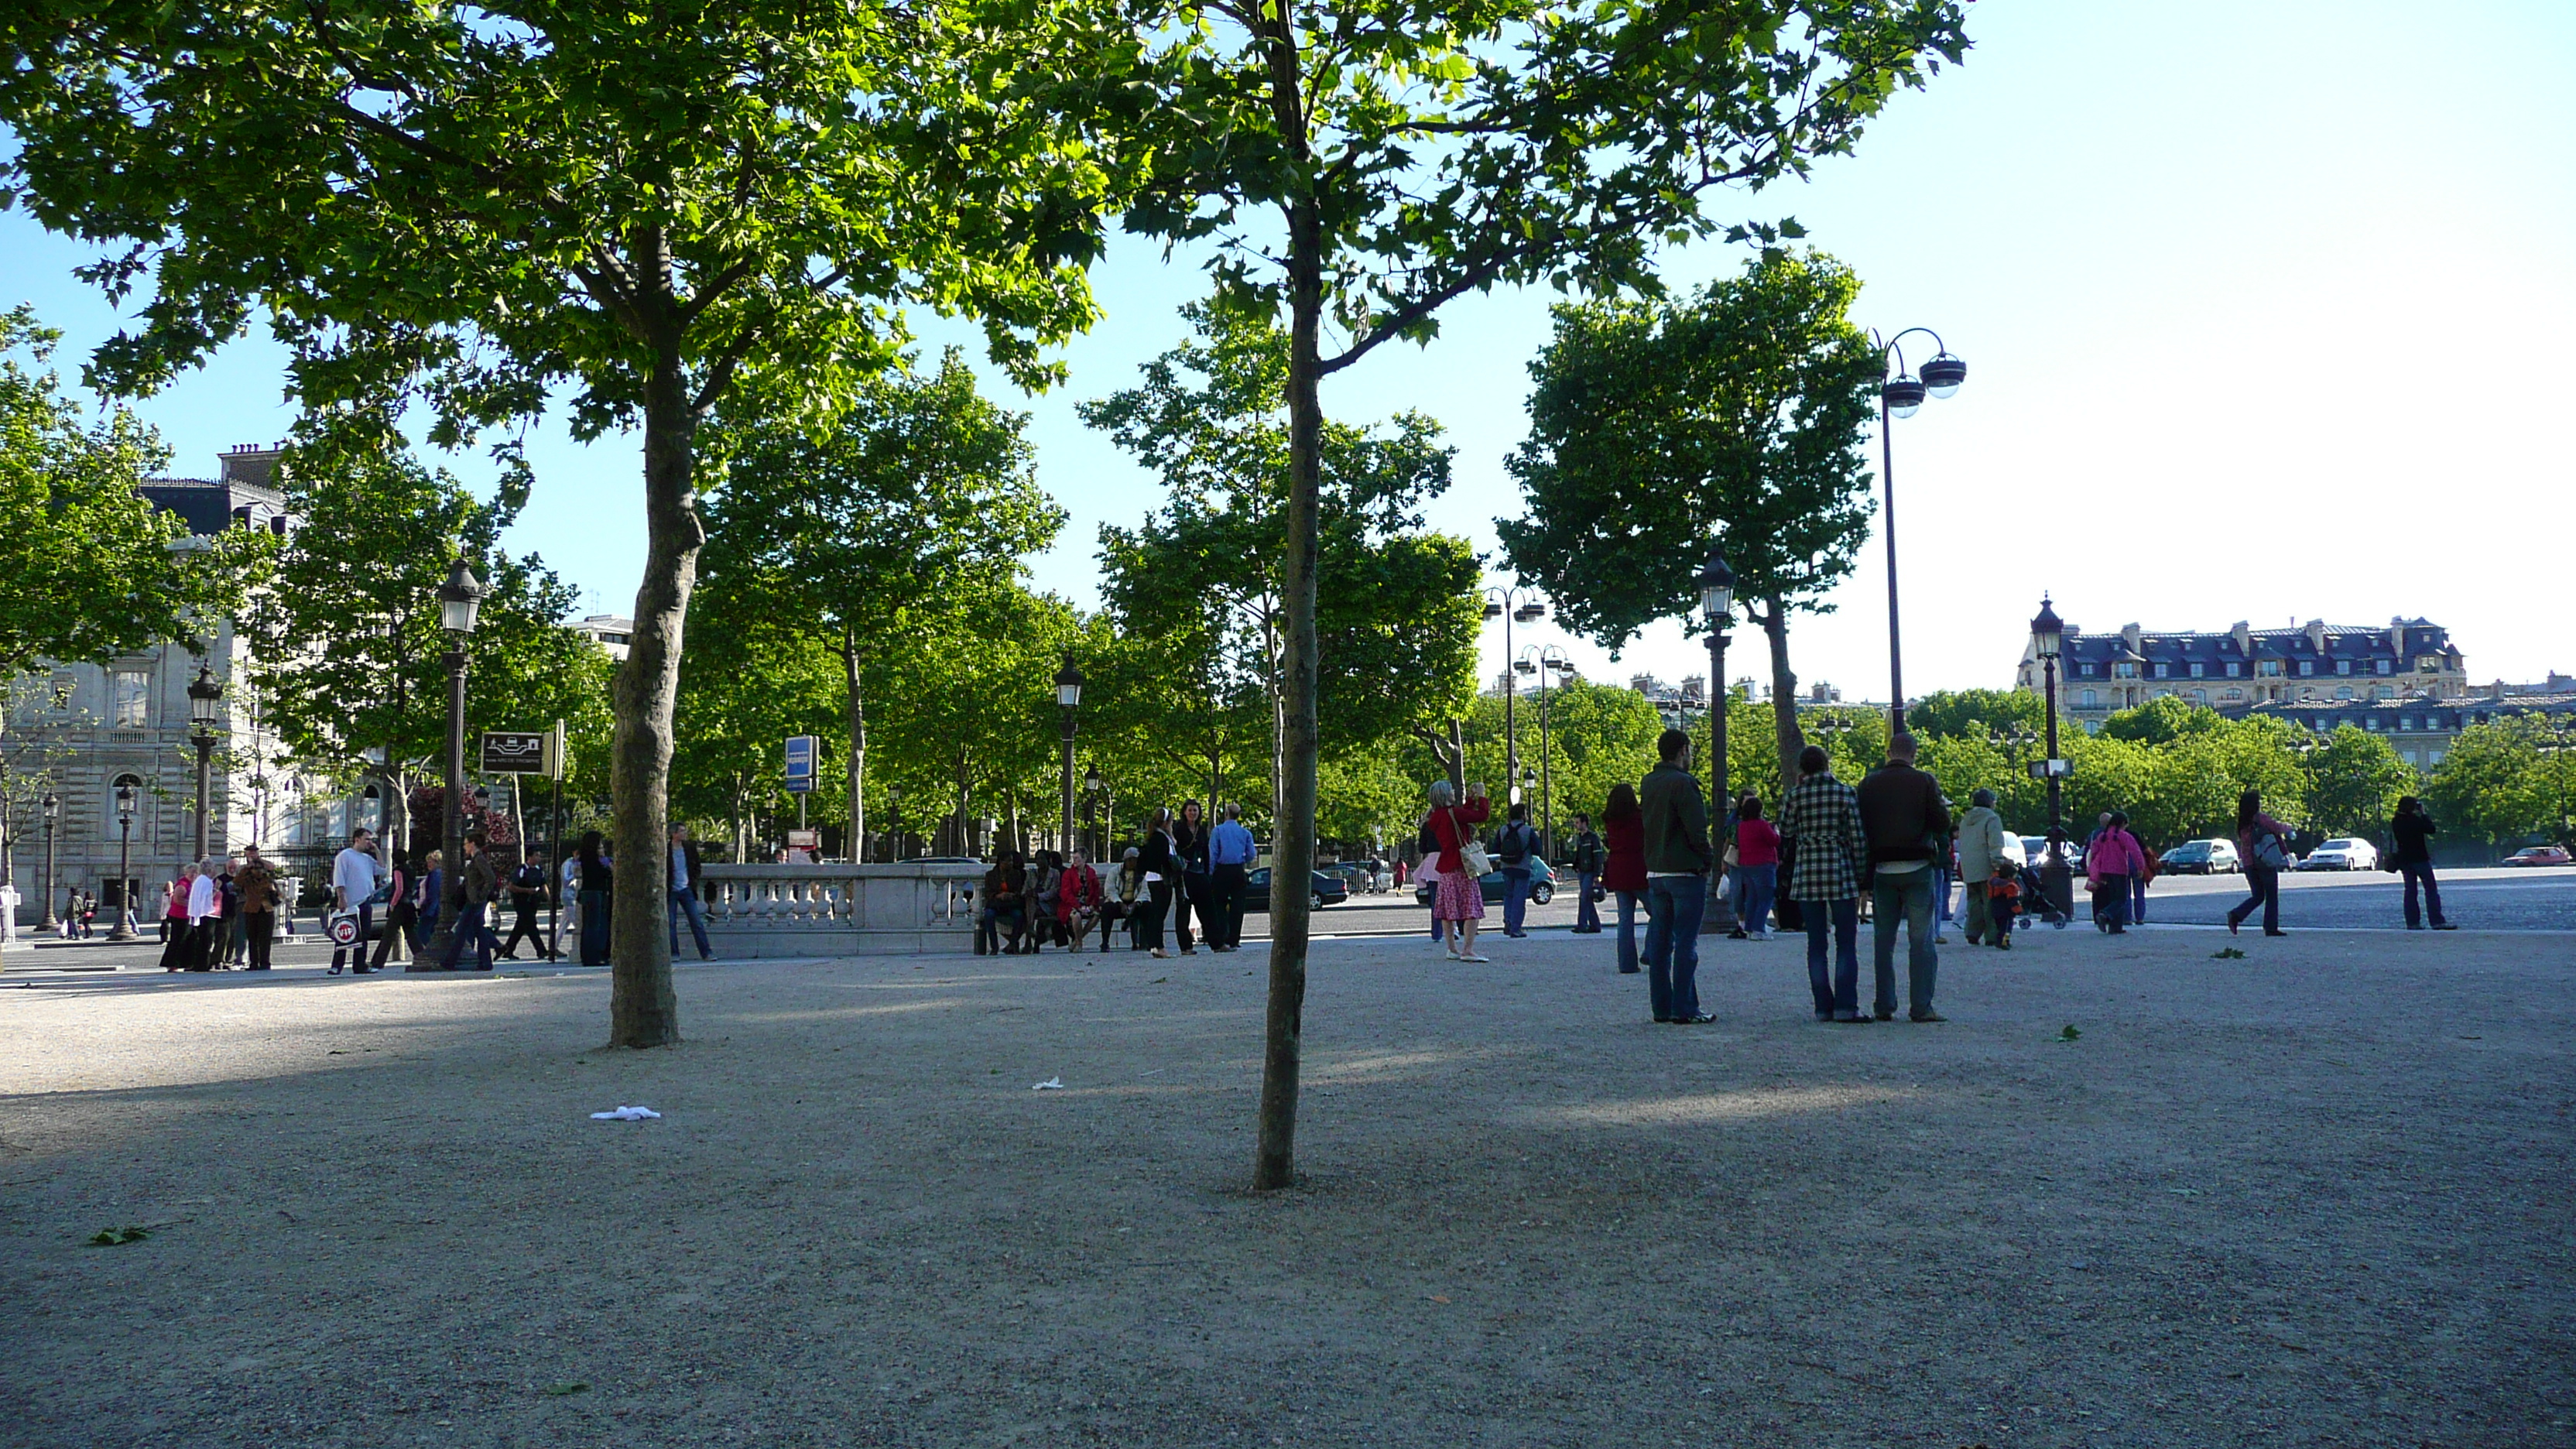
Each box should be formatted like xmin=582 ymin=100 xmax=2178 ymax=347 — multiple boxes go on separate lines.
xmin=3 ymin=923 xmax=2569 ymax=1447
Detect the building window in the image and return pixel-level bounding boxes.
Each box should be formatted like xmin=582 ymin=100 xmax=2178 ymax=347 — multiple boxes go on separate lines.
xmin=2189 ymin=662 xmax=2204 ymax=678
xmin=2376 ymin=659 xmax=2392 ymax=675
xmin=2337 ymin=659 xmax=2352 ymax=675
xmin=2429 ymin=748 xmax=2445 ymax=764
xmin=2080 ymin=688 xmax=2099 ymax=707
xmin=2416 ymin=655 xmax=2442 ymax=673
xmin=2299 ymin=687 xmax=2316 ymax=701
xmin=2222 ymin=688 xmax=2245 ymax=702
xmin=2190 ymin=689 xmax=2208 ymax=704
xmin=2257 ymin=660 xmax=2282 ymax=677
xmin=112 ymin=670 xmax=150 ymax=728
xmin=2115 ymin=663 xmax=2137 ymax=680
xmin=2153 ymin=663 xmax=2169 ymax=679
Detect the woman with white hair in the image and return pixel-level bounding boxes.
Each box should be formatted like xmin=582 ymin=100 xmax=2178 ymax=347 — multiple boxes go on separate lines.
xmin=1425 ymin=778 xmax=1492 ymax=962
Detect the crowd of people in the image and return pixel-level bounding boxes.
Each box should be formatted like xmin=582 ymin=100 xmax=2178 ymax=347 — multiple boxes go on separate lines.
xmin=971 ymin=800 xmax=1261 ymax=957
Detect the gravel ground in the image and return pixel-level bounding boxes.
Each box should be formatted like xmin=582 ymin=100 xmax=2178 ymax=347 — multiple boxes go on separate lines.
xmin=3 ymin=923 xmax=2571 ymax=1447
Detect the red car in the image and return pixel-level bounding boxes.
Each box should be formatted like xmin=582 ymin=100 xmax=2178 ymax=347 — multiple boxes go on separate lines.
xmin=2501 ymin=845 xmax=2572 ymax=867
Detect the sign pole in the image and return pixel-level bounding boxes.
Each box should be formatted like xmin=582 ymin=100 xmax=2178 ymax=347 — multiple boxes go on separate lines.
xmin=549 ymin=719 xmax=565 ymax=956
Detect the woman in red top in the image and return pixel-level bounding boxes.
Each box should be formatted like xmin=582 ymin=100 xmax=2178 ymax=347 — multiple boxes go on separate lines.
xmin=1732 ymin=795 xmax=1781 ymax=940
xmin=1058 ymin=849 xmax=1105 ymax=951
xmin=1426 ymin=779 xmax=1492 ymax=961
xmin=1600 ymin=783 xmax=1646 ymax=975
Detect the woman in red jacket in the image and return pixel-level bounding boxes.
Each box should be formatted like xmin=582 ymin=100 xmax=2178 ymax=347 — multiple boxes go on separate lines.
xmin=1426 ymin=779 xmax=1492 ymax=962
xmin=1601 ymin=783 xmax=1646 ymax=975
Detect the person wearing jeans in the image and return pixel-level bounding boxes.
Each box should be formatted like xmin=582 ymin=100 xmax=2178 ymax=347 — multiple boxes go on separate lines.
xmin=1496 ymin=803 xmax=1536 ymax=938
xmin=1567 ymin=815 xmax=1604 ymax=933
xmin=1636 ymin=729 xmax=1714 ymax=1023
xmin=1600 ymin=787 xmax=1645 ymax=975
xmin=1855 ymin=733 xmax=1951 ymax=1023
xmin=2389 ymin=796 xmax=2456 ymax=930
xmin=668 ymin=826 xmax=713 ymax=960
xmin=1778 ymin=744 xmax=1869 ymax=1023
xmin=1732 ymin=797 xmax=1780 ymax=939
xmin=2227 ymin=791 xmax=2293 ymax=937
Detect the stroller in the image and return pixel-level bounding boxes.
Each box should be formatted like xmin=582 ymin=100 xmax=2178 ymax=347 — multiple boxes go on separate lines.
xmin=2004 ymin=855 xmax=2069 ymax=931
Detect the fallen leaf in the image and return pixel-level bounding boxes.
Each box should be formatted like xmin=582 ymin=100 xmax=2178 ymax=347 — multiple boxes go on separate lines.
xmin=1429 ymin=1295 xmax=1451 ymax=1303
xmin=2057 ymin=1025 xmax=2081 ymax=1042
xmin=86 ymin=1225 xmax=149 ymax=1246
xmin=543 ymin=1382 xmax=589 ymax=1397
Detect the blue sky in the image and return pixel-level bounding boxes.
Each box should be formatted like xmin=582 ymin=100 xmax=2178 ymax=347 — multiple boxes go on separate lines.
xmin=6 ymin=0 xmax=2572 ymax=704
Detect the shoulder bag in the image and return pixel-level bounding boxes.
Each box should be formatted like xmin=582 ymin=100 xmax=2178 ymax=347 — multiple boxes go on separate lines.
xmin=1452 ymin=810 xmax=1493 ymax=878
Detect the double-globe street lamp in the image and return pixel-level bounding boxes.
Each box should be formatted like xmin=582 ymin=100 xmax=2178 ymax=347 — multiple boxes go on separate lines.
xmin=1511 ymin=644 xmax=1575 ymax=858
xmin=187 ymin=663 xmax=225 ymax=863
xmin=1695 ymin=546 xmax=1739 ymax=935
xmin=1872 ymin=329 xmax=1966 ymax=732
xmin=2028 ymin=595 xmax=2075 ymax=920
xmin=1482 ymin=588 xmax=1546 ymax=800
xmin=1055 ymin=659 xmax=1085 ymax=850
xmin=414 ymin=559 xmax=485 ymax=971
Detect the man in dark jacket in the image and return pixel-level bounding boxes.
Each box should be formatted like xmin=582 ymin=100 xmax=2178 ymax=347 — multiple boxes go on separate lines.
xmin=1855 ymin=732 xmax=1951 ymax=1022
xmin=440 ymin=830 xmax=502 ymax=971
xmin=1637 ymin=728 xmax=1714 ymax=1024
xmin=498 ymin=849 xmax=557 ymax=960
xmin=1567 ymin=814 xmax=1605 ymax=933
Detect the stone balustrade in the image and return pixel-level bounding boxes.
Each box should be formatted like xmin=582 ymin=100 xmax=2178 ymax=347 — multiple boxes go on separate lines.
xmin=696 ymin=862 xmax=981 ymax=957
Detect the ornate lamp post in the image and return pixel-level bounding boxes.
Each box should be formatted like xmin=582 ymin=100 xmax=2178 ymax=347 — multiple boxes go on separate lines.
xmin=414 ymin=558 xmax=484 ymax=971
xmin=1083 ymin=764 xmax=1105 ymax=862
xmin=2030 ymin=595 xmax=2074 ymax=920
xmin=1696 ymin=545 xmax=1740 ymax=933
xmin=1872 ymin=328 xmax=1967 ymax=732
xmin=108 ymin=778 xmax=139 ymax=940
xmin=186 ymin=663 xmax=224 ymax=862
xmin=1055 ymin=658 xmax=1084 ymax=850
xmin=1482 ymin=587 xmax=1546 ymax=796
xmin=39 ymin=792 xmax=60 ymax=932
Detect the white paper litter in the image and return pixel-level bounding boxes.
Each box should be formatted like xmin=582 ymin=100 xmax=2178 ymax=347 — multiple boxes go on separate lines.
xmin=1032 ymin=1077 xmax=1065 ymax=1091
xmin=590 ymin=1105 xmax=662 ymax=1121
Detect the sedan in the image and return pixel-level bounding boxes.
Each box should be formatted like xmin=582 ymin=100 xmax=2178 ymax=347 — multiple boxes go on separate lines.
xmin=2160 ymin=839 xmax=2242 ymax=875
xmin=1414 ymin=858 xmax=1558 ymax=907
xmin=2295 ymin=838 xmax=2379 ymax=872
xmin=2502 ymin=845 xmax=2573 ymax=868
xmin=1245 ymin=867 xmax=1350 ymax=914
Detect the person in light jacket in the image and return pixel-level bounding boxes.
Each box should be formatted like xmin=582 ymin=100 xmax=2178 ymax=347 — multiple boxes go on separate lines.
xmin=1954 ymin=790 xmax=2010 ymax=947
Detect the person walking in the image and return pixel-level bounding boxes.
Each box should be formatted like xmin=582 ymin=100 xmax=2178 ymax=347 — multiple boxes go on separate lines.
xmin=2389 ymin=796 xmax=2458 ymax=931
xmin=1205 ymin=803 xmax=1257 ymax=951
xmin=412 ymin=849 xmax=445 ymax=954
xmin=436 ymin=831 xmax=500 ymax=970
xmin=1954 ymin=790 xmax=2010 ymax=949
xmin=1780 ymin=744 xmax=1868 ymax=1023
xmin=183 ymin=860 xmax=222 ymax=971
xmin=2129 ymin=834 xmax=2156 ymax=927
xmin=1427 ymin=779 xmax=1492 ymax=961
xmin=1173 ymin=800 xmax=1211 ymax=957
xmin=1637 ymin=728 xmax=1714 ymax=1023
xmin=1138 ymin=810 xmax=1180 ymax=959
xmin=498 ymin=849 xmax=555 ymax=960
xmin=2226 ymin=790 xmax=2293 ymax=937
xmin=1732 ymin=796 xmax=1780 ymax=940
xmin=575 ymin=831 xmax=615 ymax=965
xmin=327 ymin=830 xmax=382 ymax=976
xmin=2085 ymin=811 xmax=2147 ymax=935
xmin=1495 ymin=801 xmax=1538 ymax=939
xmin=218 ymin=857 xmax=248 ymax=966
xmin=367 ymin=855 xmax=411 ymax=972
xmin=1567 ymin=813 xmax=1605 ymax=934
xmin=1857 ymin=732 xmax=1950 ymax=1023
xmin=236 ymin=845 xmax=279 ymax=971
xmin=155 ymin=868 xmax=192 ymax=970
xmin=666 ymin=826 xmax=714 ymax=961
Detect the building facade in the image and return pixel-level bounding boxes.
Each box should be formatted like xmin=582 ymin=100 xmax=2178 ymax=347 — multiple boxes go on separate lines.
xmin=2016 ymin=617 xmax=2471 ymax=727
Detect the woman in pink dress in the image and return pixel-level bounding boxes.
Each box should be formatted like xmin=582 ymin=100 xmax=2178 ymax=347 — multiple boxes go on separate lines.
xmin=1426 ymin=779 xmax=1492 ymax=962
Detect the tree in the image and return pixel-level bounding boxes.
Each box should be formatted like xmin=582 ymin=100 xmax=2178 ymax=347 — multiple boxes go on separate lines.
xmin=0 ymin=307 xmax=248 ymax=679
xmin=1086 ymin=303 xmax=1480 ymax=812
xmin=1501 ymin=253 xmax=1884 ymax=793
xmin=5 ymin=0 xmax=1134 ymax=1046
xmin=245 ymin=421 xmax=612 ymax=865
xmin=670 ymin=615 xmax=845 ymax=861
xmin=2430 ymin=716 xmax=2574 ymax=848
xmin=700 ymin=351 xmax=1062 ymax=858
xmin=2299 ymin=725 xmax=2417 ymax=842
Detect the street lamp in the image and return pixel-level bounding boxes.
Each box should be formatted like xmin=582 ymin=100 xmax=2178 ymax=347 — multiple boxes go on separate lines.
xmin=39 ymin=792 xmax=60 ymax=933
xmin=414 ymin=557 xmax=484 ymax=971
xmin=1514 ymin=646 xmax=1576 ymax=861
xmin=1872 ymin=328 xmax=1966 ymax=731
xmin=1055 ymin=657 xmax=1084 ymax=850
xmin=109 ymin=777 xmax=139 ymax=940
xmin=186 ymin=662 xmax=225 ymax=863
xmin=1084 ymin=763 xmax=1105 ymax=861
xmin=1696 ymin=544 xmax=1739 ymax=934
xmin=2030 ymin=595 xmax=2074 ymax=920
xmin=1482 ymin=587 xmax=1546 ymax=799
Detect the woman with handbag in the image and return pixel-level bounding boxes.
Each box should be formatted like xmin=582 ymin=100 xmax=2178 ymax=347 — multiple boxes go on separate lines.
xmin=1138 ymin=809 xmax=1180 ymax=959
xmin=1173 ymin=800 xmax=1211 ymax=956
xmin=2226 ymin=790 xmax=2293 ymax=937
xmin=1426 ymin=779 xmax=1492 ymax=962
xmin=1600 ymin=784 xmax=1646 ymax=974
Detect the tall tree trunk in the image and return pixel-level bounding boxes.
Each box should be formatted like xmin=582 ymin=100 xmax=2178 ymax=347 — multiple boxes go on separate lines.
xmin=1253 ymin=147 xmax=1323 ymax=1189
xmin=841 ymin=622 xmax=866 ymax=862
xmin=1756 ymin=595 xmax=1805 ymax=788
xmin=607 ymin=334 xmax=698 ymax=1049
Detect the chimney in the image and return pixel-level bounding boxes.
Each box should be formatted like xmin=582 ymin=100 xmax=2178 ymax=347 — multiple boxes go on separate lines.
xmin=2489 ymin=680 xmax=2508 ymax=702
xmin=2305 ymin=619 xmax=2328 ymax=653
xmin=2121 ymin=622 xmax=2142 ymax=652
xmin=2230 ymin=621 xmax=2252 ymax=656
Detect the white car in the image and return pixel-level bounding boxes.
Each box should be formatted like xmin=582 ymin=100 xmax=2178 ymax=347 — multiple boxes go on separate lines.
xmin=2297 ymin=838 xmax=2379 ymax=872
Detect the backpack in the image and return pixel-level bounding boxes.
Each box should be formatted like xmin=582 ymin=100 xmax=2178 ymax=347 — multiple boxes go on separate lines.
xmin=1495 ymin=823 xmax=1530 ymax=865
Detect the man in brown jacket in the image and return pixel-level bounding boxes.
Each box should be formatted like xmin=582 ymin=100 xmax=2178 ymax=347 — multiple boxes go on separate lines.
xmin=439 ymin=830 xmax=502 ymax=971
xmin=235 ymin=845 xmax=280 ymax=971
xmin=1855 ymin=732 xmax=1951 ymax=1022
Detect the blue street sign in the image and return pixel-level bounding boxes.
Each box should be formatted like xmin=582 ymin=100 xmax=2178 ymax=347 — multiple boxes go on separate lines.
xmin=784 ymin=735 xmax=818 ymax=793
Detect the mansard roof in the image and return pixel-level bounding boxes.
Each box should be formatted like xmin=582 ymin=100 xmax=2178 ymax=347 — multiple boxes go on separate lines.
xmin=2058 ymin=621 xmax=2451 ymax=663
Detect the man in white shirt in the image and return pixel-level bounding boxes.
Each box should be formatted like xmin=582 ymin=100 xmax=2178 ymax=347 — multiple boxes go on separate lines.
xmin=330 ymin=828 xmax=383 ymax=975
xmin=668 ymin=825 xmax=712 ymax=961
xmin=184 ymin=855 xmax=221 ymax=971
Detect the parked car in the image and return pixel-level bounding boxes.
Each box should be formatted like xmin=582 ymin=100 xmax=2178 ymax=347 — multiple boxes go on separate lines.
xmin=1413 ymin=858 xmax=1558 ymax=907
xmin=2019 ymin=834 xmax=2084 ymax=871
xmin=1244 ymin=867 xmax=1349 ymax=914
xmin=2295 ymin=838 xmax=2379 ymax=872
xmin=1319 ymin=861 xmax=1391 ymax=895
xmin=2501 ymin=844 xmax=2573 ymax=868
xmin=2159 ymin=838 xmax=2242 ymax=875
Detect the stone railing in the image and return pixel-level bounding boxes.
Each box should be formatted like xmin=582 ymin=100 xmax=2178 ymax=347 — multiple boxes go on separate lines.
xmin=696 ymin=862 xmax=983 ymax=957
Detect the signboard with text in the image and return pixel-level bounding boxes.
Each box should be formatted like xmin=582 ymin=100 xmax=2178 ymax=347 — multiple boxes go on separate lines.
xmin=784 ymin=735 xmax=818 ymax=793
xmin=480 ymin=730 xmax=554 ymax=776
